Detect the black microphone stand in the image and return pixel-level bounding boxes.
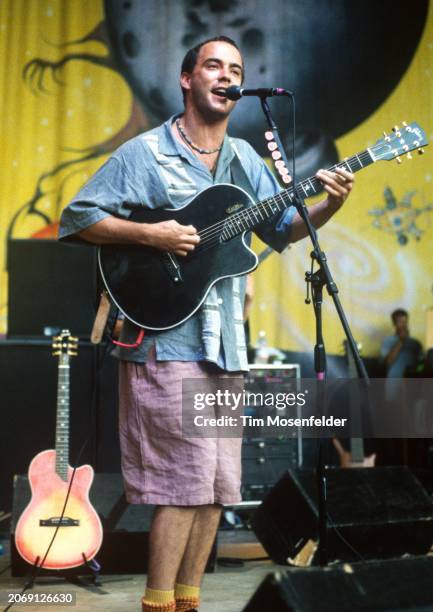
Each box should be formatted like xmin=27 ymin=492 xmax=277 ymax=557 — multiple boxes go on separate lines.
xmin=259 ymin=94 xmax=369 ymax=565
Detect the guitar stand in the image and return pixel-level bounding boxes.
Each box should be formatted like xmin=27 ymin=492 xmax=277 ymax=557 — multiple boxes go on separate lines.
xmin=23 ymin=555 xmax=41 ymax=591
xmin=82 ymin=554 xmax=102 ymax=586
xmin=23 ymin=555 xmax=102 ymax=592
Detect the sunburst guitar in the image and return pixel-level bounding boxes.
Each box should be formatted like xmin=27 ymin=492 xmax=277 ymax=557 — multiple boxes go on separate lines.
xmin=14 ymin=330 xmax=103 ymax=570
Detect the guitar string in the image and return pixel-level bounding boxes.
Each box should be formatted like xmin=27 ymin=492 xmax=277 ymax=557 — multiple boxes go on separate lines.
xmin=195 ymin=135 xmax=416 ymax=245
xmin=191 ymin=137 xmax=409 ymax=255
xmin=196 ymin=150 xmax=373 ymax=243
xmin=192 ymin=150 xmax=374 ymax=253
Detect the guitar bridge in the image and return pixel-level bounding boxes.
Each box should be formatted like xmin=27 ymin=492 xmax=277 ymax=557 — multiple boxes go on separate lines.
xmin=40 ymin=516 xmax=79 ymax=527
xmin=162 ymin=252 xmax=183 ymax=284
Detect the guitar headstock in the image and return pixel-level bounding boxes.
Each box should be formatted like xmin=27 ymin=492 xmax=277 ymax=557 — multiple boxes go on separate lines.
xmin=371 ymin=122 xmax=427 ymax=164
xmin=264 ymin=131 xmax=292 ymax=184
xmin=52 ymin=329 xmax=78 ymax=357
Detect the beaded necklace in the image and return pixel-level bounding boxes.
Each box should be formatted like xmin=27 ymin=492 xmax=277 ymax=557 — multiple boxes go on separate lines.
xmin=175 ymin=118 xmax=223 ymax=155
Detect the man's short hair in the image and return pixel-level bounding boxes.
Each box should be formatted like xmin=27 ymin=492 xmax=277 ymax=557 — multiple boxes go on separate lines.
xmin=391 ymin=308 xmax=408 ymax=323
xmin=180 ymin=35 xmax=243 ymax=102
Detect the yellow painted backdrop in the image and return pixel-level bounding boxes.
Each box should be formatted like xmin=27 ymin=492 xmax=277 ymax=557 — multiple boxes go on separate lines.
xmin=1 ymin=0 xmax=432 ymax=357
xmin=251 ymin=10 xmax=433 ymax=356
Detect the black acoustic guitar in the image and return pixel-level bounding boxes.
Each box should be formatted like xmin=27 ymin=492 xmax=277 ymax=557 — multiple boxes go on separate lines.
xmin=98 ymin=122 xmax=427 ymax=330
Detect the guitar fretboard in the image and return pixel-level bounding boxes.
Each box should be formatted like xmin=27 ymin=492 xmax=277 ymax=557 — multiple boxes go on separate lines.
xmin=55 ymin=354 xmax=70 ymax=481
xmin=220 ymin=149 xmax=375 ymax=241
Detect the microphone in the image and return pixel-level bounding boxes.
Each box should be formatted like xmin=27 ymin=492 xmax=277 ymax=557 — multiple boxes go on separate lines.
xmin=215 ymin=86 xmax=291 ymax=100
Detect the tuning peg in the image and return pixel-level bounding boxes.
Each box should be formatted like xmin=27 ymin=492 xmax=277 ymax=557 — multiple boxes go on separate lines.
xmin=267 ymin=141 xmax=278 ymax=151
xmin=264 ymin=131 xmax=274 ymax=141
xmin=402 ymin=121 xmax=408 ymax=126
xmin=383 ymin=132 xmax=391 ymax=142
xmin=272 ymin=150 xmax=282 ymax=160
xmin=419 ymin=148 xmax=425 ymax=155
xmin=392 ymin=125 xmax=401 ymax=137
xmin=396 ymin=156 xmax=402 ymax=164
xmin=406 ymin=152 xmax=412 ymax=160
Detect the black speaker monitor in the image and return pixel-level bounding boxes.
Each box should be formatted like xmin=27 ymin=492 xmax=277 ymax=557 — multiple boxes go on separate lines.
xmin=252 ymin=466 xmax=433 ymax=565
xmin=244 ymin=557 xmax=433 ymax=611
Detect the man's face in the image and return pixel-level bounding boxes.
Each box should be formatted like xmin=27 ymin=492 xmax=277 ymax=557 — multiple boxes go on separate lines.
xmin=181 ymin=41 xmax=244 ymax=119
xmin=394 ymin=314 xmax=409 ymax=334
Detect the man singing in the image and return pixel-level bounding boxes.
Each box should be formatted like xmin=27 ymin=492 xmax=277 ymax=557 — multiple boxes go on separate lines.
xmin=59 ymin=36 xmax=354 ymax=612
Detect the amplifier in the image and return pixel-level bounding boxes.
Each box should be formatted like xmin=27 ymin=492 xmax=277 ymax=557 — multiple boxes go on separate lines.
xmin=7 ymin=239 xmax=98 ymax=338
xmin=241 ymin=364 xmax=301 ymax=502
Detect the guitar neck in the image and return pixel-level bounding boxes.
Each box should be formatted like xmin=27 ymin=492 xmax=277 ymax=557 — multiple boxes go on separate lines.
xmin=55 ymin=353 xmax=70 ymax=481
xmin=222 ymin=148 xmax=376 ymax=239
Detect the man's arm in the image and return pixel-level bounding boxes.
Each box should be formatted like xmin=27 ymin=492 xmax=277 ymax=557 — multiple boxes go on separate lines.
xmin=244 ymin=142 xmax=354 ymax=251
xmin=383 ymin=337 xmax=405 ymax=367
xmin=289 ymin=167 xmax=354 ymax=243
xmin=381 ymin=329 xmax=409 ymax=367
xmin=78 ymin=215 xmax=200 ymax=257
xmin=59 ymin=147 xmax=197 ymax=256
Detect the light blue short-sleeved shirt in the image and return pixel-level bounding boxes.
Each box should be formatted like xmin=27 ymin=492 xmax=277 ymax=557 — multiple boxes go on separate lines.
xmin=59 ymin=115 xmax=295 ymax=371
xmin=380 ymin=335 xmax=422 ymax=378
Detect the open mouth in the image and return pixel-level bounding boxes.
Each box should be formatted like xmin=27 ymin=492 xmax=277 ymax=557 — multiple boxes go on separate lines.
xmin=211 ymin=87 xmax=227 ymax=98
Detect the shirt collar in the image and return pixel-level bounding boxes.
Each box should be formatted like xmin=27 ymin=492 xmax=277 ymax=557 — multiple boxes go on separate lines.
xmin=158 ymin=114 xmax=236 ymax=170
xmin=158 ymin=114 xmax=184 ymax=156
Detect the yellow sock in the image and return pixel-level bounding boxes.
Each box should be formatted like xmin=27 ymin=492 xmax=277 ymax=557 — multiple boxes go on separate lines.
xmin=142 ymin=587 xmax=175 ymax=611
xmin=175 ymin=583 xmax=200 ymax=611
xmin=175 ymin=583 xmax=200 ymax=599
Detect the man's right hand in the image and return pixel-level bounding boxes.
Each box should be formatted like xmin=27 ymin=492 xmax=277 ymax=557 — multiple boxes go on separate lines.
xmin=397 ymin=328 xmax=409 ymax=341
xmin=146 ymin=220 xmax=200 ymax=256
xmin=78 ymin=216 xmax=200 ymax=256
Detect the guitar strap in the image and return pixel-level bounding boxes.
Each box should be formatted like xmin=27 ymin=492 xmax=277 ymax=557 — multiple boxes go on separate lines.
xmin=229 ymin=152 xmax=258 ymax=204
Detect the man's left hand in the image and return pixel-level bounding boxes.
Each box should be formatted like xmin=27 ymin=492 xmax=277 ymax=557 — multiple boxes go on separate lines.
xmin=316 ymin=167 xmax=354 ymax=209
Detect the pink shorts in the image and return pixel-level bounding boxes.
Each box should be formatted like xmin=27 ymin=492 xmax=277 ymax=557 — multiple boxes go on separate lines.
xmin=118 ymin=351 xmax=243 ymax=506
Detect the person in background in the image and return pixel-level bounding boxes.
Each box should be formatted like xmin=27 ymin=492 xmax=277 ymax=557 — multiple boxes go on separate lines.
xmin=381 ymin=308 xmax=422 ymax=378
xmin=380 ymin=309 xmax=423 ymax=463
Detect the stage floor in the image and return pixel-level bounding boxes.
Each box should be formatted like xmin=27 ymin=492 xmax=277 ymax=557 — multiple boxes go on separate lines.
xmin=0 ymin=530 xmax=278 ymax=612
xmin=4 ymin=529 xmax=433 ymax=611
